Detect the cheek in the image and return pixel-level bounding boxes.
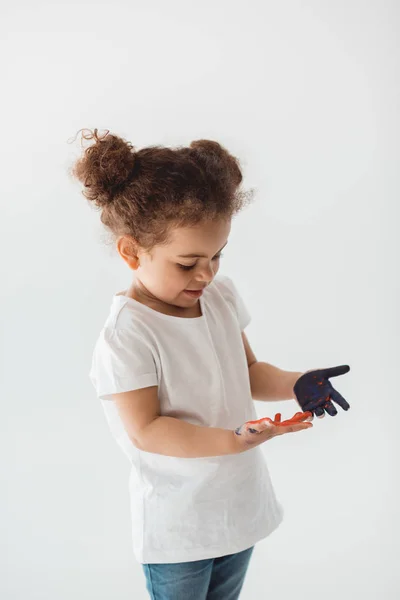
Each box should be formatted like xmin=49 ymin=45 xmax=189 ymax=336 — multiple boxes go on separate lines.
xmin=160 ymin=265 xmax=188 ymax=288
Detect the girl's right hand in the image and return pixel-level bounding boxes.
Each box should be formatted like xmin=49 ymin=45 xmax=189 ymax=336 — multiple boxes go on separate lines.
xmin=234 ymin=411 xmax=313 ymax=451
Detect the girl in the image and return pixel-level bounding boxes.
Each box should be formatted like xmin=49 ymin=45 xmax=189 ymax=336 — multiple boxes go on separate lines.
xmin=70 ymin=129 xmax=350 ymax=600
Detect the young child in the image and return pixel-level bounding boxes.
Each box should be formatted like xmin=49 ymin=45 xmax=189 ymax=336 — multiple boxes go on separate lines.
xmin=70 ymin=128 xmax=350 ymax=600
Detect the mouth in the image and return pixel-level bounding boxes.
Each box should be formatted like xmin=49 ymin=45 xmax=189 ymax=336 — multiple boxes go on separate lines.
xmin=183 ymin=289 xmax=204 ymax=298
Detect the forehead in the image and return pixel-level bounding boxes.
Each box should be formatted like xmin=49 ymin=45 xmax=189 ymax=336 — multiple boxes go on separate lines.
xmin=167 ymin=220 xmax=231 ymax=254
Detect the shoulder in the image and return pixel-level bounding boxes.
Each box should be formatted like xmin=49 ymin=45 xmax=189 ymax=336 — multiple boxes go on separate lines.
xmin=93 ymin=298 xmax=155 ymax=355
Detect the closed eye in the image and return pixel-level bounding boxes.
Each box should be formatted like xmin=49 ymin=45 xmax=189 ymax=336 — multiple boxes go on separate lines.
xmin=177 ymin=253 xmax=224 ymax=271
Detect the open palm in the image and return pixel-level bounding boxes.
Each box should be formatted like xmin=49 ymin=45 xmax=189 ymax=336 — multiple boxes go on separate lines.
xmin=293 ymin=365 xmax=351 ymax=417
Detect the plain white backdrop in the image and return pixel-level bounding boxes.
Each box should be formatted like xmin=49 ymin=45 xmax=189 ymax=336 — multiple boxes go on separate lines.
xmin=1 ymin=1 xmax=399 ymax=598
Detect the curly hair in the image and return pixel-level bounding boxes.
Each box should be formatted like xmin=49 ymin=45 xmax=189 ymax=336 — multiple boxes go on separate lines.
xmin=68 ymin=128 xmax=254 ymax=253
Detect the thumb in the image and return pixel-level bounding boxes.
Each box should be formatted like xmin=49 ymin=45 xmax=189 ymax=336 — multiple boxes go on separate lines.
xmin=322 ymin=365 xmax=350 ymax=379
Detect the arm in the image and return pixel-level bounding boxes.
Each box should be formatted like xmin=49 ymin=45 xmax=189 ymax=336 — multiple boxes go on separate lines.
xmin=241 ymin=332 xmax=302 ymax=402
xmin=139 ymin=414 xmax=242 ymax=457
xmin=249 ymin=362 xmax=302 ymax=401
xmin=112 ymin=385 xmax=243 ymax=458
xmin=242 ymin=334 xmax=351 ymax=415
xmin=112 ymin=385 xmax=311 ymax=458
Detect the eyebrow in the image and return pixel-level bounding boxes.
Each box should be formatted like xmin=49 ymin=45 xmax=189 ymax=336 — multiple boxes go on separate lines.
xmin=177 ymin=241 xmax=228 ymax=259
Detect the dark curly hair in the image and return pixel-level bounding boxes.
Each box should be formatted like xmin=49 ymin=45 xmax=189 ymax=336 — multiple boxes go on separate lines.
xmin=68 ymin=128 xmax=255 ymax=253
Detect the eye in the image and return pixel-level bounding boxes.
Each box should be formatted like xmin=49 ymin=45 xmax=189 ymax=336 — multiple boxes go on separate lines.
xmin=177 ymin=253 xmax=224 ymax=271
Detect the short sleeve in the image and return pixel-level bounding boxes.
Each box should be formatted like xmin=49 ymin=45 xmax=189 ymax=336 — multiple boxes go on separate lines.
xmin=217 ymin=274 xmax=251 ymax=330
xmin=89 ymin=327 xmax=159 ymax=401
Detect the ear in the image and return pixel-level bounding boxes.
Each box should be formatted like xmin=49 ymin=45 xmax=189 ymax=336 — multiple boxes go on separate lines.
xmin=116 ymin=235 xmax=140 ymax=270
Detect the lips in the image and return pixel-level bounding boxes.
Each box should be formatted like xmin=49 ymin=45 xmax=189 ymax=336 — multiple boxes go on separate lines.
xmin=184 ymin=288 xmax=204 ymax=298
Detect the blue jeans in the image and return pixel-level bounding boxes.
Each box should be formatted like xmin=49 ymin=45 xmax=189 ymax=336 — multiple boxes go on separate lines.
xmin=142 ymin=546 xmax=254 ymax=600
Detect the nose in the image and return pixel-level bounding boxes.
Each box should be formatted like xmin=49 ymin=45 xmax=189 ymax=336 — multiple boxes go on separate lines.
xmin=195 ymin=263 xmax=215 ymax=285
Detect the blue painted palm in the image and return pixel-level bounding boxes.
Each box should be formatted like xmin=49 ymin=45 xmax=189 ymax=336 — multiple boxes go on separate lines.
xmin=293 ymin=365 xmax=351 ymax=417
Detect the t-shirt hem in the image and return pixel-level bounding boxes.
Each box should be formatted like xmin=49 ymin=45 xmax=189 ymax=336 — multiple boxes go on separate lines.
xmin=135 ymin=512 xmax=284 ymax=564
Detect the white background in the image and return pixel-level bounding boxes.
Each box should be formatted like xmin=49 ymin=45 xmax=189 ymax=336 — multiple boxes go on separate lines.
xmin=1 ymin=1 xmax=399 ymax=598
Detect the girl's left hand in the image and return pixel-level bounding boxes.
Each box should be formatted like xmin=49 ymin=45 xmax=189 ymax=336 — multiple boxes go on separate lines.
xmin=293 ymin=365 xmax=351 ymax=418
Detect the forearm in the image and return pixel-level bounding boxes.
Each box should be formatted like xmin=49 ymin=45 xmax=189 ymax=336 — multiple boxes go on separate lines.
xmin=249 ymin=361 xmax=302 ymax=402
xmin=137 ymin=416 xmax=246 ymax=458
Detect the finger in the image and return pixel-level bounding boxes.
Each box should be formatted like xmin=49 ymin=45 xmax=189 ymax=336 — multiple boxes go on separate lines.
xmin=321 ymin=365 xmax=350 ymax=379
xmin=274 ymin=413 xmax=282 ymax=424
xmin=330 ymin=389 xmax=350 ymax=411
xmin=279 ymin=419 xmax=298 ymax=426
xmin=290 ymin=412 xmax=313 ymax=423
xmin=279 ymin=412 xmax=313 ymax=426
xmin=324 ymin=400 xmax=338 ymax=417
xmin=314 ymin=407 xmax=325 ymax=418
xmin=302 ymin=398 xmax=325 ymax=413
xmin=274 ymin=422 xmax=313 ymax=436
xmin=295 ymin=411 xmax=313 ymax=421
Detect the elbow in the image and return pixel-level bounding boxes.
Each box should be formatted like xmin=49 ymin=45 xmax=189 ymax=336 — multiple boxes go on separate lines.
xmin=130 ymin=435 xmax=144 ymax=450
xmin=131 ymin=417 xmax=159 ymax=452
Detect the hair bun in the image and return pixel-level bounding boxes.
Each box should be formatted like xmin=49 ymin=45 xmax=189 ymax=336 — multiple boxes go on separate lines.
xmin=189 ymin=139 xmax=242 ymax=187
xmin=69 ymin=128 xmax=137 ymax=207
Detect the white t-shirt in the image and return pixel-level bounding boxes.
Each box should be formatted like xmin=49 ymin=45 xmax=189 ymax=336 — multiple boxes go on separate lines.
xmin=89 ymin=273 xmax=284 ymax=564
